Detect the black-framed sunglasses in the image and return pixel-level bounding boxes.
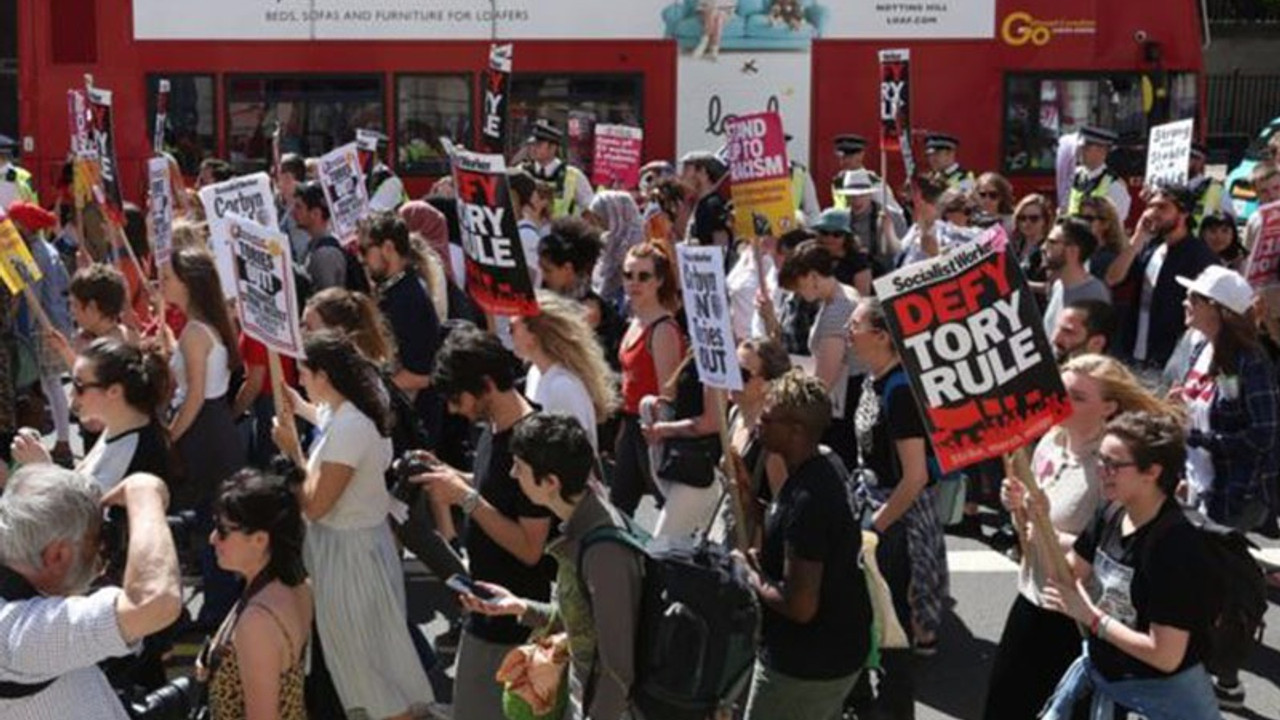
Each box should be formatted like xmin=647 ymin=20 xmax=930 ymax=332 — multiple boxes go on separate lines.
xmin=71 ymin=378 xmax=105 ymax=395
xmin=1078 ymin=214 xmax=1100 ymax=223
xmin=1017 ymin=214 xmax=1045 ymax=223
xmin=622 ymin=270 xmax=655 ymax=282
xmin=977 ymin=190 xmax=1001 ymax=200
xmin=1096 ymin=456 xmax=1138 ymax=475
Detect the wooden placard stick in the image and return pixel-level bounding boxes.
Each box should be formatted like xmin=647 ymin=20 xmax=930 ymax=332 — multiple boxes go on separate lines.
xmin=714 ymin=388 xmax=751 ymax=553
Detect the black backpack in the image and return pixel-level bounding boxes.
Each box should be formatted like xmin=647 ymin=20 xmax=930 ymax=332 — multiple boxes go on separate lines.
xmin=1139 ymin=506 xmax=1267 ymax=675
xmin=296 ymin=236 xmax=370 ymax=303
xmin=578 ymin=518 xmax=759 ymax=720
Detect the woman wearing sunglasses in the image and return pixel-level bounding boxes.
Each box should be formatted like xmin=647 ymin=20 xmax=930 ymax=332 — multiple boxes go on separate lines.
xmin=203 ymin=468 xmax=312 ymax=720
xmin=612 ymin=242 xmax=685 ymax=517
xmin=1011 ymin=194 xmax=1055 ymax=296
xmin=1041 ymin=411 xmax=1220 ymax=720
xmin=983 ymin=355 xmax=1169 ymax=720
xmin=974 ymin=172 xmax=1015 ymax=233
xmin=11 ymin=337 xmax=172 ymax=491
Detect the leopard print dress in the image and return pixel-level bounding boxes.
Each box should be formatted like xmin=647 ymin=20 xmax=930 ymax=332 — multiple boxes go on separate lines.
xmin=207 ymin=603 xmax=307 ymax=720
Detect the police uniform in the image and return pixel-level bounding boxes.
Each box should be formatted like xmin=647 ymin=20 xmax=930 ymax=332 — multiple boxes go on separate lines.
xmin=790 ymin=160 xmax=820 ymax=225
xmin=1189 ymin=143 xmax=1233 ymax=228
xmin=924 ymin=133 xmax=975 ymax=193
xmin=830 ymin=134 xmax=874 ymax=210
xmin=1067 ymin=126 xmax=1131 ymax=219
xmin=0 ymin=135 xmax=38 ymax=205
xmin=521 ymin=120 xmax=595 ymax=219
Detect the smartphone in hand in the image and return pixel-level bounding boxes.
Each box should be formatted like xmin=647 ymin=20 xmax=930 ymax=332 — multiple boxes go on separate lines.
xmin=446 ymin=573 xmax=494 ymax=600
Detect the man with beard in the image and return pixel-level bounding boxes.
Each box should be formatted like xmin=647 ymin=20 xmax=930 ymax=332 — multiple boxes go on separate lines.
xmin=361 ymin=213 xmax=444 ymax=441
xmin=1050 ymin=299 xmax=1116 ymax=362
xmin=1040 ymin=217 xmax=1110 ymax=337
xmin=1105 ymin=183 xmax=1218 ymax=368
xmin=0 ymin=468 xmax=181 ymax=719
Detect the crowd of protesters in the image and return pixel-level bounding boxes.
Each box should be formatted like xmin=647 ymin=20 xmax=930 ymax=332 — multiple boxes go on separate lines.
xmin=0 ymin=119 xmax=1278 ymax=720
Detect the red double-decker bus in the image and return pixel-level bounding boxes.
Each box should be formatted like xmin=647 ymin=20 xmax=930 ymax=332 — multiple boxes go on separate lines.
xmin=13 ymin=0 xmax=1206 ymax=204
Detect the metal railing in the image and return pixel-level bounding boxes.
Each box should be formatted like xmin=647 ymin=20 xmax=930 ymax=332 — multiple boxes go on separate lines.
xmin=1206 ymin=0 xmax=1280 ymax=24
xmin=1208 ymin=73 xmax=1280 ymax=136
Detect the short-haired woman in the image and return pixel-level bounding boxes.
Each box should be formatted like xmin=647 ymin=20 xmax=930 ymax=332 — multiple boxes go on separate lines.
xmin=1041 ymin=412 xmax=1220 ymax=720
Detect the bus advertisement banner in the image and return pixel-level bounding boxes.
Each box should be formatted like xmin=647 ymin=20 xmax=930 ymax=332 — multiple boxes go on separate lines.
xmin=479 ymin=43 xmax=512 ymax=155
xmin=317 ymin=143 xmax=370 ymax=240
xmin=724 ymin=111 xmax=796 ymax=238
xmin=873 ymin=238 xmax=1071 ymax=472
xmin=198 ymin=172 xmax=279 ymax=298
xmin=879 ymin=49 xmax=910 ymax=153
xmin=592 ymin=124 xmax=644 ymax=190
xmin=147 ymin=157 xmax=174 ymax=268
xmin=1145 ymin=119 xmax=1194 ymax=189
xmin=676 ymin=244 xmax=742 ymax=392
xmin=86 ymin=86 xmax=126 ymax=226
xmin=226 ymin=214 xmax=305 ymax=359
xmin=450 ymin=148 xmax=539 ymax=317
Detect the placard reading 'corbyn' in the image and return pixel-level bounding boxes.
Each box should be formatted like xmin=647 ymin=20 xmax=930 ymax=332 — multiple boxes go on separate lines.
xmin=450 ymin=148 xmax=539 ymax=316
xmin=724 ymin=111 xmax=795 ymax=238
xmin=874 ymin=240 xmax=1071 ymax=472
xmin=147 ymin=157 xmax=174 ymax=268
xmin=199 ymin=173 xmax=279 ymax=298
xmin=227 ymin=214 xmax=305 ymax=359
xmin=317 ymin=142 xmax=370 ymax=239
xmin=677 ymin=245 xmax=743 ymax=392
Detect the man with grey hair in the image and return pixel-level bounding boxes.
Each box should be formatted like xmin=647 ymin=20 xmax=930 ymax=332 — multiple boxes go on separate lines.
xmin=0 ymin=466 xmax=181 ymax=719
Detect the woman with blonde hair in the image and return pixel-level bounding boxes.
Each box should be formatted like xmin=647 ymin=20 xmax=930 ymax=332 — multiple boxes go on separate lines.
xmin=510 ymin=290 xmax=620 ymax=450
xmin=983 ymin=353 xmax=1174 ymax=720
xmin=1011 ymin=194 xmax=1055 ymax=294
xmin=303 ymin=288 xmax=398 ymax=368
xmin=1077 ymin=196 xmax=1126 ymax=282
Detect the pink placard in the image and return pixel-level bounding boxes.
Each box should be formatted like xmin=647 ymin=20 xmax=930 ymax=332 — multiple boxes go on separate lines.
xmin=1245 ymin=201 xmax=1280 ymax=289
xmin=591 ymin=124 xmax=644 ymax=190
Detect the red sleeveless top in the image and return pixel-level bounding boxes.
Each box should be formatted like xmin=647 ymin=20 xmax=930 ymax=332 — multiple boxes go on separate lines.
xmin=619 ymin=316 xmax=682 ymax=414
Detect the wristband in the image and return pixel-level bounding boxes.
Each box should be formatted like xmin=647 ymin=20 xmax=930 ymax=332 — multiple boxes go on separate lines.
xmin=1090 ymin=612 xmax=1103 ymax=636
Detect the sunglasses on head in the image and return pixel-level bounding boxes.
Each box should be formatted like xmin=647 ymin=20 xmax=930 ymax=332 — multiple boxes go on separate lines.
xmin=622 ymin=270 xmax=654 ymax=282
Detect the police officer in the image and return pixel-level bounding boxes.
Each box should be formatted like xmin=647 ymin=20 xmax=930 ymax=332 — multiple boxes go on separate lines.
xmin=1067 ymin=125 xmax=1131 ymax=220
xmin=925 ymin=132 xmax=975 ymax=193
xmin=1189 ymin=142 xmax=1233 ymax=228
xmin=786 ymin=134 xmax=821 ymax=226
xmin=831 ymin=134 xmax=871 ymax=210
xmin=0 ymin=135 xmax=38 ymax=205
xmin=521 ymin=119 xmax=594 ymax=219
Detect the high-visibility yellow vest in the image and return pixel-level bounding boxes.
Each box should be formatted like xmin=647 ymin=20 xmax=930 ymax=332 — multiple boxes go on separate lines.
xmin=1067 ymin=168 xmax=1118 ymax=216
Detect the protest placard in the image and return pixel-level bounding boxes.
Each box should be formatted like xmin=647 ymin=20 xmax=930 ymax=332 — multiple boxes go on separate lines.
xmin=317 ymin=142 xmax=369 ymax=239
xmin=0 ymin=214 xmax=43 ymax=294
xmin=147 ymin=157 xmax=174 ymax=268
xmin=1144 ymin=119 xmax=1194 ymax=188
xmin=67 ymin=89 xmax=93 ymax=159
xmin=1245 ymin=200 xmax=1280 ymax=289
xmin=198 ymin=173 xmax=279 ymax=298
xmin=879 ymin=49 xmax=910 ymax=153
xmin=676 ymin=245 xmax=742 ymax=391
xmin=479 ymin=43 xmax=513 ymax=155
xmin=86 ymin=85 xmax=126 ymax=225
xmin=874 ymin=239 xmax=1071 ymax=472
xmin=356 ymin=128 xmax=383 ymax=174
xmin=153 ymin=79 xmax=170 ymax=155
xmin=450 ymin=148 xmax=539 ymax=316
xmin=226 ymin=213 xmax=305 ymax=359
xmin=724 ymin=111 xmax=795 ymax=237
xmin=592 ymin=124 xmax=644 ymax=189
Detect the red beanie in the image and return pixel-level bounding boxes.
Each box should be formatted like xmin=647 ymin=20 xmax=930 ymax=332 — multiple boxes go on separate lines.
xmin=6 ymin=201 xmax=57 ymax=232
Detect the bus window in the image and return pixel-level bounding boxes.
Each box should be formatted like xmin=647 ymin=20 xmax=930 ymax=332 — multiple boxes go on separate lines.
xmin=508 ymin=74 xmax=643 ymax=174
xmin=396 ymin=74 xmax=472 ymax=176
xmin=147 ymin=75 xmax=215 ymax=176
xmin=1003 ymin=72 xmax=1197 ymax=176
xmin=226 ymin=75 xmax=384 ymax=175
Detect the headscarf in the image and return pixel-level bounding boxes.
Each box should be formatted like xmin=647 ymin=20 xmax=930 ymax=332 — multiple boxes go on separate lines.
xmin=589 ymin=191 xmax=644 ymax=303
xmin=399 ymin=200 xmax=452 ymax=278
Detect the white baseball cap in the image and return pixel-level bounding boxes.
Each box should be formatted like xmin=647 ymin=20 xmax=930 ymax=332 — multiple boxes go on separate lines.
xmin=1175 ymin=265 xmax=1255 ymax=316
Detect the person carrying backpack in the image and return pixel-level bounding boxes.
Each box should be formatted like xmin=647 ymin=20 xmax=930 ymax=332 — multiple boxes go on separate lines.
xmin=456 ymin=412 xmax=643 ymax=720
xmin=291 ymin=180 xmax=369 ymax=297
xmin=1040 ymin=412 xmax=1222 ymax=720
xmin=737 ymin=370 xmax=872 ymax=720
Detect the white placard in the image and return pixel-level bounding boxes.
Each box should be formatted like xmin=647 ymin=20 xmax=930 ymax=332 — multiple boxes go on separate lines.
xmin=676 ymin=244 xmax=742 ymax=392
xmin=147 ymin=158 xmax=174 ymax=267
xmin=198 ymin=172 xmax=279 ymax=298
xmin=317 ymin=143 xmax=369 ymax=240
xmin=226 ymin=213 xmax=305 ymax=358
xmin=678 ymin=51 xmax=812 ymax=171
xmin=1144 ymin=119 xmax=1194 ymax=189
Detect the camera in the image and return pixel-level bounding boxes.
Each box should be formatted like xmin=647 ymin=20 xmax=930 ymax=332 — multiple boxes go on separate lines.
xmin=389 ymin=450 xmax=440 ymax=504
xmin=100 ymin=509 xmax=200 ymax=583
xmin=122 ymin=675 xmax=206 ymax=720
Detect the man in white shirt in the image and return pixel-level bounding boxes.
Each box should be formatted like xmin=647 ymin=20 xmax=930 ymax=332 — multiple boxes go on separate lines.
xmin=0 ymin=467 xmax=181 ymax=720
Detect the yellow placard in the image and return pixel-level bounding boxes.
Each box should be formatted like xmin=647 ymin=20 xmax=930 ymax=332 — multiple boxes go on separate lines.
xmin=0 ymin=219 xmax=43 ymax=294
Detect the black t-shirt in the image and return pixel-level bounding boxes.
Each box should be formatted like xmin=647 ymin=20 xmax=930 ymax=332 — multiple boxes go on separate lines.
xmin=832 ymin=251 xmax=872 ymax=287
xmin=1073 ymin=500 xmax=1210 ymax=680
xmin=854 ymin=368 xmax=927 ymax=491
xmin=759 ymin=452 xmax=871 ymax=679
xmin=465 ymin=419 xmax=555 ymax=644
xmin=691 ymin=192 xmax=731 ymax=246
xmin=380 ymin=271 xmax=443 ymax=427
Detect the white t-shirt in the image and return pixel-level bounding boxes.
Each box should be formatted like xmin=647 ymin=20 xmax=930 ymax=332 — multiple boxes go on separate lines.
xmin=1182 ymin=341 xmax=1217 ymax=506
xmin=79 ymin=431 xmax=141 ymax=492
xmin=726 ymin=249 xmax=776 ymax=344
xmin=307 ymin=401 xmax=394 ymax=530
xmin=169 ymin=320 xmax=231 ymax=408
xmin=527 ymin=364 xmax=598 ymax=450
xmin=1133 ymin=243 xmax=1168 ymax=362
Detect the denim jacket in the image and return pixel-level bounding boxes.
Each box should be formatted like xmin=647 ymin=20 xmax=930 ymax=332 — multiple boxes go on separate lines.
xmin=1040 ymin=642 xmax=1219 ymax=720
xmin=1185 ymin=340 xmax=1279 ymax=523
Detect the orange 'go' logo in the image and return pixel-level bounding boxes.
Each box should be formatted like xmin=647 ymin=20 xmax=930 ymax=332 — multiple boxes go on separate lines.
xmin=1002 ymin=12 xmax=1053 ymax=46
